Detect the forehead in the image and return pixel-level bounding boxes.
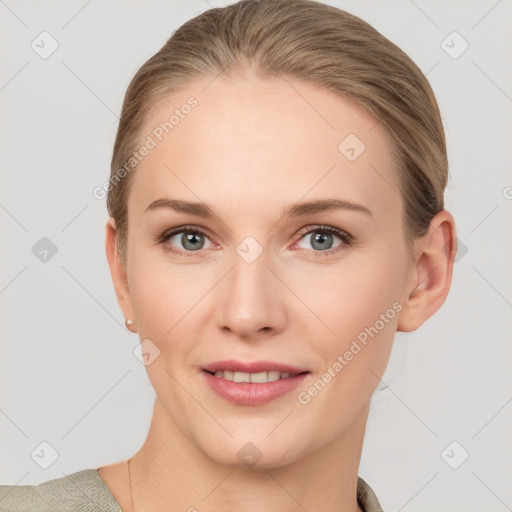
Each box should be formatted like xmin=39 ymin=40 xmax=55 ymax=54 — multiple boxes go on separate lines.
xmin=128 ymin=74 xmax=400 ymax=220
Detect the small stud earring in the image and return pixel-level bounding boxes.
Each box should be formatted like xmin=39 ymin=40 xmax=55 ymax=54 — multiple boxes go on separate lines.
xmin=125 ymin=318 xmax=136 ymax=332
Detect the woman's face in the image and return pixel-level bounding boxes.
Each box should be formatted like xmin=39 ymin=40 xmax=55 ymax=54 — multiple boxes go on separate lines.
xmin=118 ymin=74 xmax=417 ymax=467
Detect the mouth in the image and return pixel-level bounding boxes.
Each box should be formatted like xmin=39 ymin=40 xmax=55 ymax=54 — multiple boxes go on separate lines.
xmin=201 ymin=360 xmax=311 ymax=406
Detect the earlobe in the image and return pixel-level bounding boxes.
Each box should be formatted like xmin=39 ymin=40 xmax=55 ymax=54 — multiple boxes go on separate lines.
xmin=105 ymin=217 xmax=135 ymax=324
xmin=397 ymin=210 xmax=457 ymax=332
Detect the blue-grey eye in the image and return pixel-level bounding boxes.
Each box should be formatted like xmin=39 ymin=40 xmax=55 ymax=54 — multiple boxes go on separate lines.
xmin=297 ymin=229 xmax=343 ymax=251
xmin=168 ymin=230 xmax=213 ymax=251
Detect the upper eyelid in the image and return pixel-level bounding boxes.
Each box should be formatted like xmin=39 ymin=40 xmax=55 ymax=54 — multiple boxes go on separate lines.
xmin=162 ymin=225 xmax=216 ymax=243
xmin=296 ymin=224 xmax=350 ymax=238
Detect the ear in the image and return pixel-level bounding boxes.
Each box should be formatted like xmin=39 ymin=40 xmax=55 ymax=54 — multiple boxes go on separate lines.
xmin=105 ymin=217 xmax=135 ymax=326
xmin=397 ymin=210 xmax=457 ymax=332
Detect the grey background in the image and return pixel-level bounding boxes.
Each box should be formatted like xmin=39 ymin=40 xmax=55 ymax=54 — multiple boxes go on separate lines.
xmin=1 ymin=1 xmax=511 ymax=510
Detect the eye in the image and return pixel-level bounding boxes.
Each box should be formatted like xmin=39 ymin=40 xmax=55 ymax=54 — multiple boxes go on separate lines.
xmin=155 ymin=224 xmax=353 ymax=258
xmin=156 ymin=225 xmax=215 ymax=256
xmin=294 ymin=225 xmax=352 ymax=256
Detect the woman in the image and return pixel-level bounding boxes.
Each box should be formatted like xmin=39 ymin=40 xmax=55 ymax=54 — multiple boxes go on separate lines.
xmin=0 ymin=0 xmax=456 ymax=510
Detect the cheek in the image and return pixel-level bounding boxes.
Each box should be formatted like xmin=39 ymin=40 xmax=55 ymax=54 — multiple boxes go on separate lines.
xmin=297 ymin=269 xmax=400 ymax=422
xmin=126 ymin=242 xmax=212 ymax=335
xmin=289 ymin=250 xmax=404 ymax=396
xmin=291 ymin=253 xmax=402 ymax=336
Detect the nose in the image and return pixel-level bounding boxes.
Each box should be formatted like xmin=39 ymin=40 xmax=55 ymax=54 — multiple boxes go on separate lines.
xmin=215 ymin=245 xmax=287 ymax=340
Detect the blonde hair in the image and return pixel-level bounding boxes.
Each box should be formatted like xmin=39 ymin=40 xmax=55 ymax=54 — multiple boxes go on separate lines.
xmin=107 ymin=0 xmax=447 ymax=264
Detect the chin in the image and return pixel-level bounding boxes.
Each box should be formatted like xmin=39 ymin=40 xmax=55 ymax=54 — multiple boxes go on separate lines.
xmin=196 ymin=433 xmax=303 ymax=470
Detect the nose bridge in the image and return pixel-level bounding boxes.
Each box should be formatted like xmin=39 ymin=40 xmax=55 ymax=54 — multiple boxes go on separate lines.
xmin=232 ymin=239 xmax=270 ymax=295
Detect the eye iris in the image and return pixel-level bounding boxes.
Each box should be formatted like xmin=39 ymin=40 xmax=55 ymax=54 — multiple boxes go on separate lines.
xmin=311 ymin=231 xmax=333 ymax=250
xmin=182 ymin=232 xmax=203 ymax=251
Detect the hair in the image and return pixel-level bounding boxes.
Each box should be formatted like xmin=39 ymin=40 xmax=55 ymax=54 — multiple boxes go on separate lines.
xmin=107 ymin=0 xmax=448 ymax=265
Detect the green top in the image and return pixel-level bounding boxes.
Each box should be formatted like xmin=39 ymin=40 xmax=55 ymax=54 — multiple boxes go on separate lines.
xmin=0 ymin=468 xmax=385 ymax=511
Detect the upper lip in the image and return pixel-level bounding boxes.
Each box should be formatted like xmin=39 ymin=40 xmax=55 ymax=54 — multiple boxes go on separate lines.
xmin=203 ymin=360 xmax=309 ymax=374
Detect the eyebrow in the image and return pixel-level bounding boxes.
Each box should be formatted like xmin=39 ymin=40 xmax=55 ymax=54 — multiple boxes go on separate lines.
xmin=144 ymin=198 xmax=372 ymax=219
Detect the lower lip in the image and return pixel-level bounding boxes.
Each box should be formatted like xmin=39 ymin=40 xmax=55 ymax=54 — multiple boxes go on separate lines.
xmin=202 ymin=370 xmax=310 ymax=406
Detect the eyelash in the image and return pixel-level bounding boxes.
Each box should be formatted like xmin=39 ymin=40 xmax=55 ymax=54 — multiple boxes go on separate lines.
xmin=154 ymin=224 xmax=353 ymax=258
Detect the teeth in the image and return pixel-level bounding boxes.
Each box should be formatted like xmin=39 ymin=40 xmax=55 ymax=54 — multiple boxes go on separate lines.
xmin=211 ymin=370 xmax=298 ymax=383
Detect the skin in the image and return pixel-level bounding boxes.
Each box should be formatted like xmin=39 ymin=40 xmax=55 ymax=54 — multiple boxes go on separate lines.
xmin=101 ymin=71 xmax=457 ymax=512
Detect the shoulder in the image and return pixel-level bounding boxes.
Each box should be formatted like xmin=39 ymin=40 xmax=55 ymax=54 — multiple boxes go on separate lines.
xmin=357 ymin=476 xmax=385 ymax=512
xmin=0 ymin=468 xmax=122 ymax=512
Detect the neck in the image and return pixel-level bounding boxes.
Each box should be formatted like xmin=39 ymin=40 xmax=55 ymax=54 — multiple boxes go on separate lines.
xmin=127 ymin=398 xmax=369 ymax=512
